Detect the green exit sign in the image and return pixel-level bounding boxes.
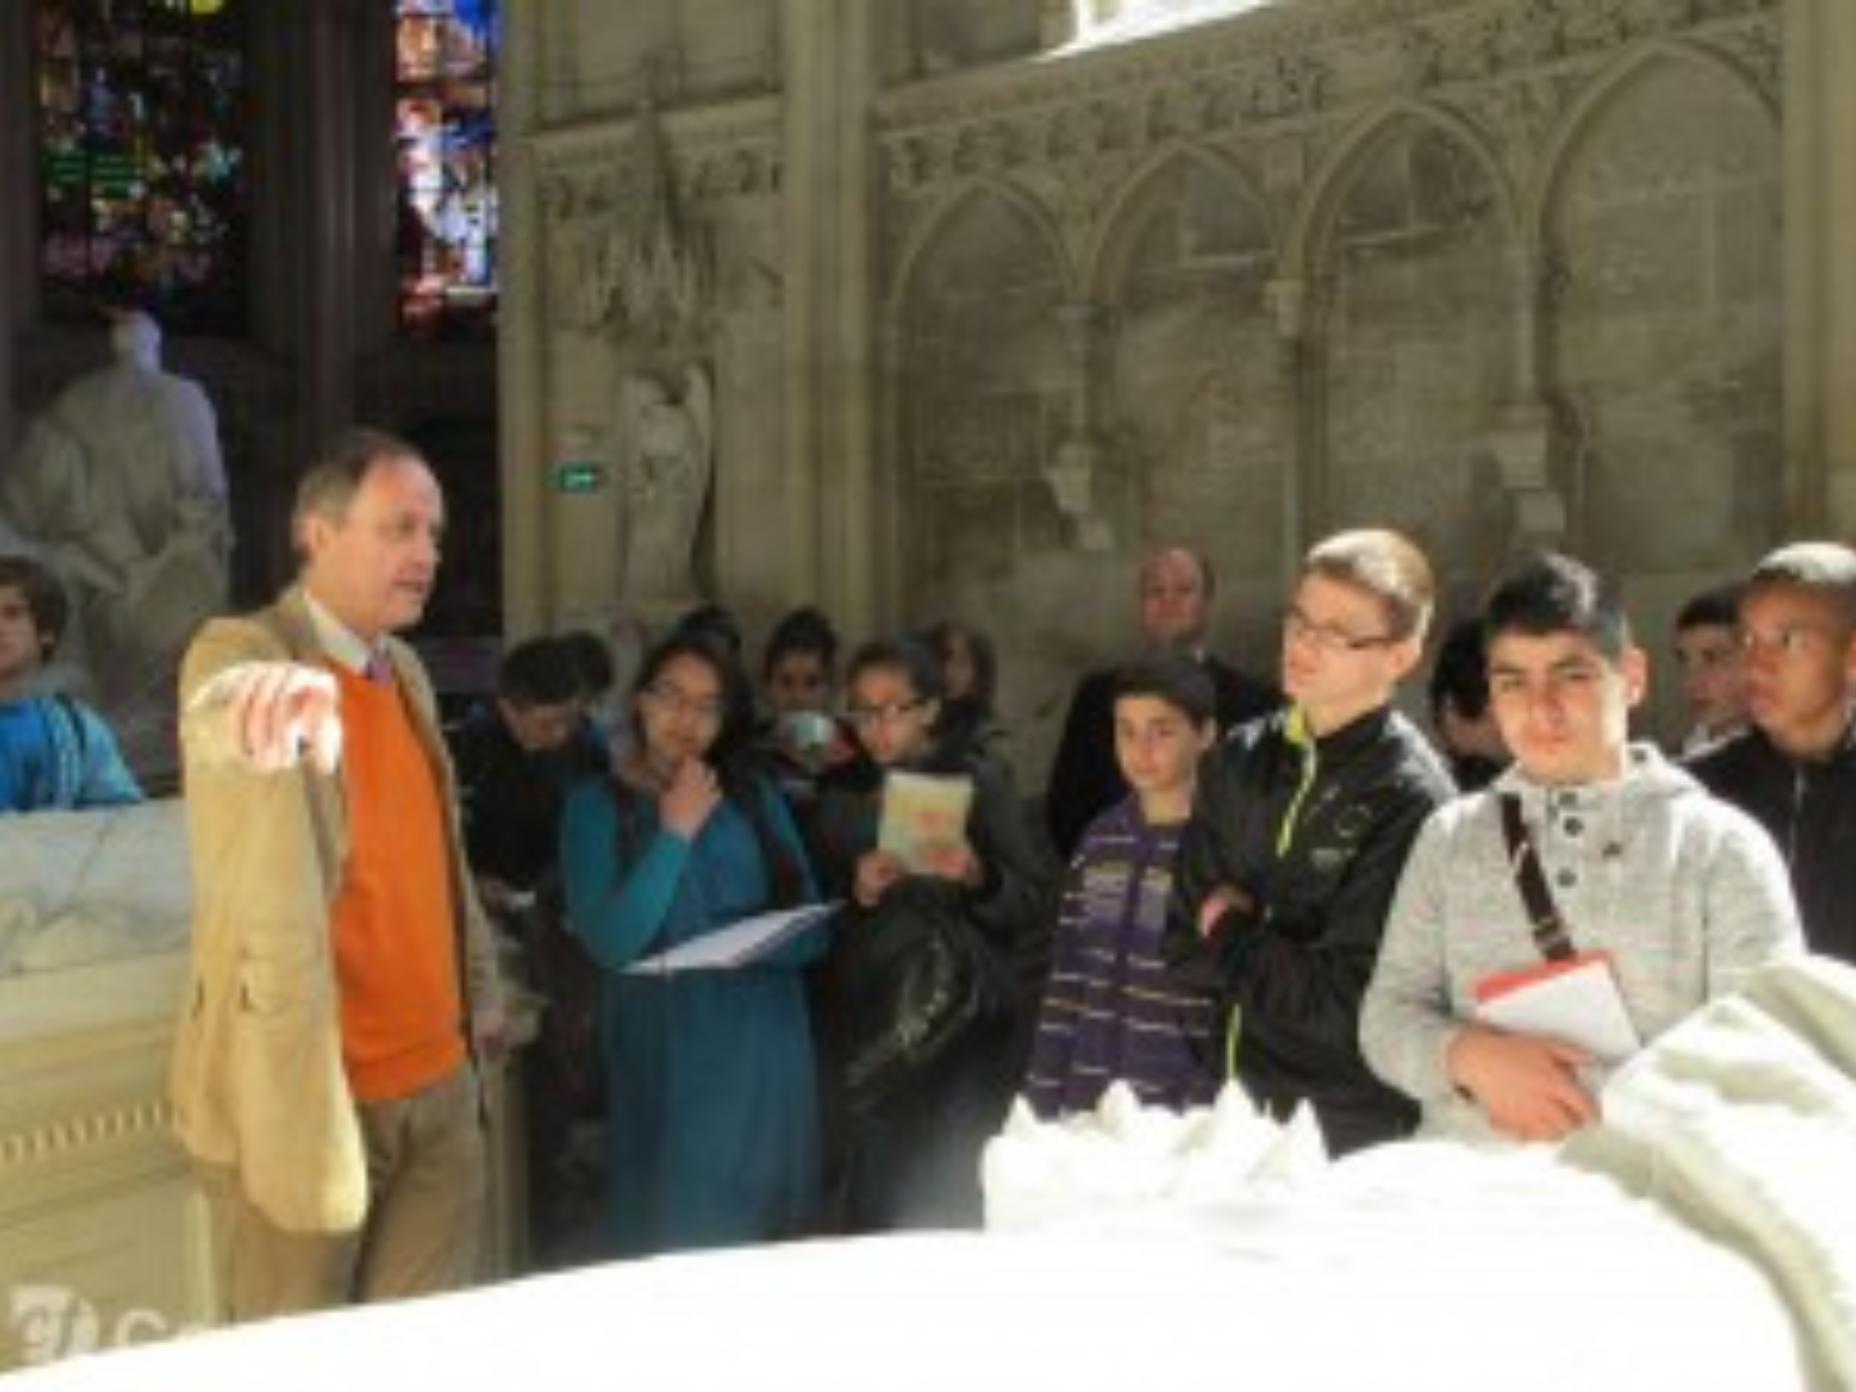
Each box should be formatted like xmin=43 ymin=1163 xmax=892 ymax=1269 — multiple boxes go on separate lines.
xmin=551 ymin=461 xmax=606 ymax=493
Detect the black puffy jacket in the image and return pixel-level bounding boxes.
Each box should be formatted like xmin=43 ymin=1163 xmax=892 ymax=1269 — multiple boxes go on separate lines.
xmin=1689 ymin=725 xmax=1856 ymax=965
xmin=1165 ymin=704 xmax=1454 ymax=1154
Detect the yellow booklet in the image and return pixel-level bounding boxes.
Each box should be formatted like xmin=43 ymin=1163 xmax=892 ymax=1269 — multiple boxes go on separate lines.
xmin=878 ymin=770 xmax=974 ymax=872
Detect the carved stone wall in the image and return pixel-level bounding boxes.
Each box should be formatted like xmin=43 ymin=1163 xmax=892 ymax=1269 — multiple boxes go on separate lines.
xmin=876 ymin=0 xmax=1783 ymax=769
xmin=519 ymin=87 xmax=784 ymax=634
xmin=506 ymin=0 xmax=1792 ymax=781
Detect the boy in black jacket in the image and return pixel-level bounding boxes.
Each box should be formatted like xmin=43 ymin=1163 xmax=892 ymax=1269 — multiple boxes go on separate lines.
xmin=1690 ymin=541 xmax=1856 ymax=965
xmin=1165 ymin=529 xmax=1454 ymax=1155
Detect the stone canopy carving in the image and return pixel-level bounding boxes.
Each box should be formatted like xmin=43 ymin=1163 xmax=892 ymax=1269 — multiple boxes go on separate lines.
xmin=559 ymin=101 xmax=711 ymax=351
xmin=876 ymin=0 xmax=1779 ymax=572
xmin=537 ymin=97 xmax=780 ymax=338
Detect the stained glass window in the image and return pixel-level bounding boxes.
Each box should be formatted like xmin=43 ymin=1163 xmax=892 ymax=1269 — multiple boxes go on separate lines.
xmin=395 ymin=0 xmax=499 ymax=340
xmin=35 ymin=0 xmax=249 ymax=334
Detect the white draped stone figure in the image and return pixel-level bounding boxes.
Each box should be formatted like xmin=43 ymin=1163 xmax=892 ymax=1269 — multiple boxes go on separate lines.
xmin=1 ymin=312 xmax=231 ymax=783
xmin=615 ymin=364 xmax=712 ymax=606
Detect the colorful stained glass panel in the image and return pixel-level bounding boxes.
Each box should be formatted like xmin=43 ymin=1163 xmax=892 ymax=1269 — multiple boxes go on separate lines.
xmin=395 ymin=0 xmax=499 ymax=340
xmin=34 ymin=0 xmax=249 ymax=334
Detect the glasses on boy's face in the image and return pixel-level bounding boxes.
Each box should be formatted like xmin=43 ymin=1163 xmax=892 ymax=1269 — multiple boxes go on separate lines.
xmin=1281 ymin=606 xmax=1395 ymax=654
xmin=846 ymin=698 xmax=928 ymax=730
xmin=642 ymin=681 xmax=725 ymax=723
xmin=1740 ymin=624 xmax=1830 ymax=662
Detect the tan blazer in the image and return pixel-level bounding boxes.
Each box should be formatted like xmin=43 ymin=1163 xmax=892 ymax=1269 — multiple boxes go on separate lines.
xmin=169 ymin=588 xmax=499 ymax=1234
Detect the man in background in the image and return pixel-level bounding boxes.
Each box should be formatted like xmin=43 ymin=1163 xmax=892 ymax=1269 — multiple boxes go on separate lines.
xmin=1672 ymin=584 xmax=1749 ymax=757
xmin=1045 ymin=546 xmax=1278 ymax=859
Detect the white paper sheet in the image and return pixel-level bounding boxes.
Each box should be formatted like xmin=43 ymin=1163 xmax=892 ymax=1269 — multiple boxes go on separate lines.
xmin=1475 ymin=955 xmax=1641 ymax=1063
xmin=623 ymin=902 xmax=837 ymax=974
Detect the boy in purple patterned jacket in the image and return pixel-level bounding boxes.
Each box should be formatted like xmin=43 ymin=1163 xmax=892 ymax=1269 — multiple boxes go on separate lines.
xmin=1024 ymin=654 xmax=1222 ymax=1116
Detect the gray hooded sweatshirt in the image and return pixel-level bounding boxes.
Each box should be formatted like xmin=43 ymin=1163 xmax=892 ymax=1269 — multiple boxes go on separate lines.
xmin=1360 ymin=743 xmax=1802 ymax=1140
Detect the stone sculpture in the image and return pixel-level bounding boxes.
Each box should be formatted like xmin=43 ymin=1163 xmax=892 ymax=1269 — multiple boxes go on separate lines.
xmin=1 ymin=312 xmax=231 ymax=783
xmin=615 ymin=363 xmax=711 ymax=605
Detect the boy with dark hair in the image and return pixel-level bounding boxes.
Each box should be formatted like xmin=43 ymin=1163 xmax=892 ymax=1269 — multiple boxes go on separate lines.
xmin=1045 ymin=545 xmax=1280 ymax=859
xmin=1673 ymin=583 xmax=1749 ymax=757
xmin=1164 ymin=528 xmax=1453 ymax=1154
xmin=449 ymin=633 xmax=609 ymax=1266
xmin=1691 ymin=542 xmax=1856 ymax=963
xmin=557 ymin=629 xmax=616 ymax=707
xmin=449 ymin=636 xmax=604 ymax=903
xmin=1025 ymin=654 xmax=1222 ymax=1116
xmin=1428 ymin=616 xmax=1508 ymax=791
xmin=0 ymin=554 xmax=141 ymax=812
xmin=758 ymin=606 xmax=853 ymax=812
xmin=763 ymin=606 xmax=840 ymax=717
xmin=1363 ymin=553 xmax=1799 ymax=1143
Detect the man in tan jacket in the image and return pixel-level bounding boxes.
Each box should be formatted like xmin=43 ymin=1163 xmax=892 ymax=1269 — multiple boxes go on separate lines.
xmin=171 ymin=428 xmax=503 ymax=1320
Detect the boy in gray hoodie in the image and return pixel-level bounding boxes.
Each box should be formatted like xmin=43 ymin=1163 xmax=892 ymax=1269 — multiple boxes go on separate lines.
xmin=1361 ymin=552 xmax=1801 ymax=1143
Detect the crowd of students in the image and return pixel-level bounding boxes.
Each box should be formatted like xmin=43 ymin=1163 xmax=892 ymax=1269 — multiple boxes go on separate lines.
xmin=441 ymin=529 xmax=1851 ymax=1266
xmin=8 ymin=506 xmax=1849 ymax=1271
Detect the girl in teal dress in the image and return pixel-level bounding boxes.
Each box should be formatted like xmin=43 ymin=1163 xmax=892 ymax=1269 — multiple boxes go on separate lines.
xmin=561 ymin=630 xmax=825 ymax=1257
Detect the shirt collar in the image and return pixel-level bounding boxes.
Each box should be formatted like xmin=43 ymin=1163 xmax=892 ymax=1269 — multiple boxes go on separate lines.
xmin=302 ymin=590 xmax=387 ymax=678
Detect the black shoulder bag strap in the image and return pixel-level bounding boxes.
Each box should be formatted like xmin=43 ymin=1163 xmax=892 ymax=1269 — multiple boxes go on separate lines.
xmin=1498 ymin=794 xmax=1576 ymax=963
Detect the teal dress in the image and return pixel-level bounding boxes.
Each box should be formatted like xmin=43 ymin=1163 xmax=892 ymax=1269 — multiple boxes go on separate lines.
xmin=561 ymin=774 xmax=826 ymax=1257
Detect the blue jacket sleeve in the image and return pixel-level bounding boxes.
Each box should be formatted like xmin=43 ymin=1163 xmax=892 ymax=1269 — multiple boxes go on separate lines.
xmin=559 ymin=781 xmax=692 ymax=972
xmin=69 ymin=704 xmax=142 ymax=808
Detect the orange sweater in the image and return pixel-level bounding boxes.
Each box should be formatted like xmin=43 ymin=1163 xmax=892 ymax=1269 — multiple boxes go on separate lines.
xmin=328 ymin=663 xmax=465 ymax=1102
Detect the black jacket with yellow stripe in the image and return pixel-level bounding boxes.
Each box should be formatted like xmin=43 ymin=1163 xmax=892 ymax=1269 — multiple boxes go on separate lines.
xmin=1164 ymin=703 xmax=1455 ymax=1154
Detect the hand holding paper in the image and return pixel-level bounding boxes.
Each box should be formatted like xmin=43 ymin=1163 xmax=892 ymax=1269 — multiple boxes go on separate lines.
xmin=1473 ymin=952 xmax=1642 ymax=1063
xmin=1448 ymin=1026 xmax=1596 ymax=1143
xmin=854 ymin=850 xmax=905 ymax=908
xmin=1452 ymin=950 xmax=1643 ymax=1143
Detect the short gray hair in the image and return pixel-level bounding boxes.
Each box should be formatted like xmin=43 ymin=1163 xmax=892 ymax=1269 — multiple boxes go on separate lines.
xmin=1748 ymin=541 xmax=1856 ymax=629
xmin=291 ymin=428 xmax=426 ymax=562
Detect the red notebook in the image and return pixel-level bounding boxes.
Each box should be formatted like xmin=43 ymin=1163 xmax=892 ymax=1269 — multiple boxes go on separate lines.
xmin=1473 ymin=951 xmax=1642 ymax=1063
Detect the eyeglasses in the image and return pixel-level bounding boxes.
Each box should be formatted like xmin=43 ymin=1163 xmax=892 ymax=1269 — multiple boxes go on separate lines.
xmin=1282 ymin=606 xmax=1395 ymax=654
xmin=846 ymin=698 xmax=928 ymax=729
xmin=1740 ymin=625 xmax=1827 ymax=660
xmin=642 ymin=681 xmax=725 ymax=722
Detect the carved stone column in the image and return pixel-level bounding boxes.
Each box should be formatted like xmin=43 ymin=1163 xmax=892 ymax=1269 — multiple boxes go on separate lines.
xmin=285 ymin=0 xmax=359 ymax=451
xmin=781 ymin=0 xmax=831 ymax=606
xmin=1262 ymin=278 xmax=1306 ymax=590
xmin=822 ymin=0 xmax=880 ymax=637
xmin=1486 ymin=403 xmax=1564 ymax=554
xmin=498 ymin=0 xmax=550 ymax=638
xmin=1039 ymin=0 xmax=1080 ymax=50
xmin=1785 ymin=0 xmax=1856 ymax=534
xmin=1270 ymin=273 xmax=1318 ymax=586
xmin=0 ymin=2 xmax=29 ymax=460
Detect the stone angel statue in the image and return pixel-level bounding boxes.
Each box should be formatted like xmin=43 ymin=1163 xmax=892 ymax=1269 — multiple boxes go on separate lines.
xmin=615 ymin=364 xmax=713 ymax=604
